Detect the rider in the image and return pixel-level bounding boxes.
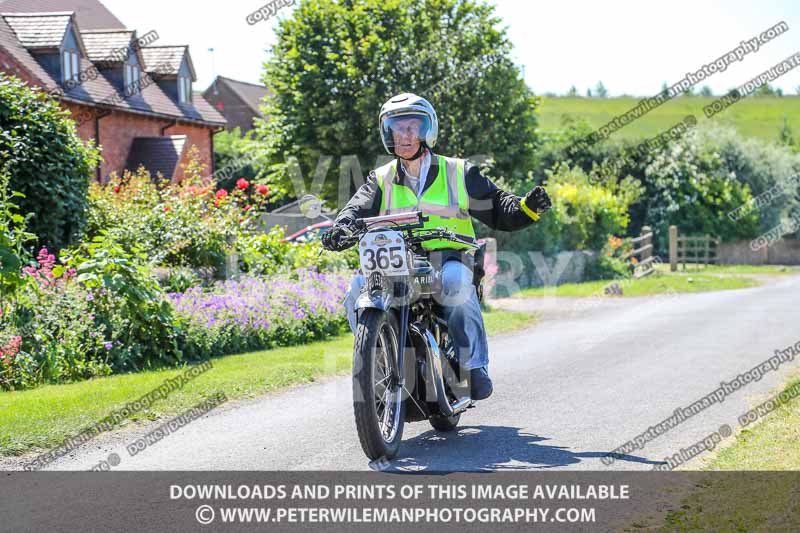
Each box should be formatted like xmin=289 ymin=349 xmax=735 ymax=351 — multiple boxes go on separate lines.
xmin=321 ymin=93 xmax=550 ymax=401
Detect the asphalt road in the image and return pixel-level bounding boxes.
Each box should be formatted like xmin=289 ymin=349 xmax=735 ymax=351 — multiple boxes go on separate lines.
xmin=27 ymin=274 xmax=800 ymax=471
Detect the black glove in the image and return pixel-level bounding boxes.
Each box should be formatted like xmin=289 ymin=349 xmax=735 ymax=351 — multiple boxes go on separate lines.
xmin=321 ymin=222 xmax=353 ymax=251
xmin=524 ymin=186 xmax=551 ymax=215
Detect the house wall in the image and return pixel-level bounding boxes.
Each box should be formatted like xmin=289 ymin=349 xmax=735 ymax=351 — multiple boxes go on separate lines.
xmin=60 ymin=101 xmax=215 ymax=182
xmin=164 ymin=123 xmax=213 ymax=181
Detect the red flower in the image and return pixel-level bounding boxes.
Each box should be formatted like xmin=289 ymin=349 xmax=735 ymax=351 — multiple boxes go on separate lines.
xmin=256 ymin=184 xmax=269 ymax=196
xmin=236 ymin=178 xmax=250 ymax=191
xmin=215 ymin=189 xmax=228 ymax=200
xmin=163 ymin=206 xmax=171 ymax=213
xmin=113 ymin=186 xmax=121 ymax=193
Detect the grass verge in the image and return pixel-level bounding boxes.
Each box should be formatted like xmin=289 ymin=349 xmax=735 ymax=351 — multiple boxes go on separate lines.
xmin=516 ymin=272 xmax=761 ymax=298
xmin=653 ymin=263 xmax=800 ymax=275
xmin=629 ymin=376 xmax=800 ymax=530
xmin=0 ymin=306 xmax=538 ymax=458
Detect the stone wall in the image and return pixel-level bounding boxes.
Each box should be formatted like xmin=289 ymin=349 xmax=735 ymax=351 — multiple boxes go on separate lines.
xmin=717 ymin=238 xmax=800 ymax=265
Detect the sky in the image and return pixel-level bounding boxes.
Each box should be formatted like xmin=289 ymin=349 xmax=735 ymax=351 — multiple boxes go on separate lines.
xmin=103 ymin=0 xmax=800 ymax=97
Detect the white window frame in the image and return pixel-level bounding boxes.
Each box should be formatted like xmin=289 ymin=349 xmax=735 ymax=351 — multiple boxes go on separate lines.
xmin=178 ymin=76 xmax=192 ymax=104
xmin=63 ymin=49 xmax=79 ymax=83
xmin=124 ymin=63 xmax=141 ymax=96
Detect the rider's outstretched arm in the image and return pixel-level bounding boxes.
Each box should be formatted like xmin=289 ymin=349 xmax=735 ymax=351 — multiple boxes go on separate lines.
xmin=464 ymin=162 xmax=544 ymax=232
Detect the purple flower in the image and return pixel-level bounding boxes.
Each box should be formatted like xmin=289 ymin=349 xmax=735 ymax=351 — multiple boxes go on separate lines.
xmin=104 ymin=342 xmax=113 ymax=350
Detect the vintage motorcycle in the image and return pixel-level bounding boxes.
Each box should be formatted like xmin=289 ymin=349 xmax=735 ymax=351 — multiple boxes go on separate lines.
xmin=300 ymin=196 xmax=481 ymax=460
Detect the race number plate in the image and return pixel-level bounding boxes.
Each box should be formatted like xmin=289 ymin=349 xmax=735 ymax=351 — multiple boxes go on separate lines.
xmin=358 ymin=230 xmax=409 ymax=276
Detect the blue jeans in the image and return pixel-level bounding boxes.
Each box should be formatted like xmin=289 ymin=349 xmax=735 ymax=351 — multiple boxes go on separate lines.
xmin=343 ymin=260 xmax=489 ymax=370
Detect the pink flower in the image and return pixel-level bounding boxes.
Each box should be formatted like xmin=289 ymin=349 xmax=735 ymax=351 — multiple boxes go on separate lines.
xmin=236 ymin=178 xmax=250 ymax=191
xmin=216 ymin=189 xmax=228 ymax=200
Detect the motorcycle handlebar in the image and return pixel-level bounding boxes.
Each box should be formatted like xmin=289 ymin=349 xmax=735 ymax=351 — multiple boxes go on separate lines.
xmin=338 ymin=222 xmax=478 ymax=250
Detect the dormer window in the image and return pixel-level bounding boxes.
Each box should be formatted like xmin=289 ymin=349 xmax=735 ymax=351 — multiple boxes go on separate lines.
xmin=124 ymin=63 xmax=141 ymax=96
xmin=178 ymin=76 xmax=192 ymax=104
xmin=63 ymin=49 xmax=80 ymax=83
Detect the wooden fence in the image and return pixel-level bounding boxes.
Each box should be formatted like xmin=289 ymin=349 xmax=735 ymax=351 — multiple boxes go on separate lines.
xmin=668 ymin=225 xmax=720 ymax=271
xmin=625 ymin=225 xmax=656 ymax=278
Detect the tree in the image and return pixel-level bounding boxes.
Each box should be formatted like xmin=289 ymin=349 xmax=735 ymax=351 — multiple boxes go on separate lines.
xmin=699 ymin=85 xmax=713 ymax=97
xmin=682 ymin=86 xmax=695 ymax=97
xmin=0 ymin=74 xmax=99 ymax=251
xmin=595 ymin=81 xmax=608 ymax=98
xmin=566 ymin=85 xmax=578 ymax=97
xmin=796 ymin=85 xmax=800 ymax=95
xmin=778 ymin=115 xmax=796 ymax=149
xmin=585 ymin=88 xmax=592 ymax=98
xmin=754 ymin=84 xmax=777 ymax=96
xmin=255 ymin=0 xmax=539 ymax=204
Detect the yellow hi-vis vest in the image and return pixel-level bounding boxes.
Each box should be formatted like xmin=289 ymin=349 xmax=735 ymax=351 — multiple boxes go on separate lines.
xmin=375 ymin=155 xmax=476 ymax=250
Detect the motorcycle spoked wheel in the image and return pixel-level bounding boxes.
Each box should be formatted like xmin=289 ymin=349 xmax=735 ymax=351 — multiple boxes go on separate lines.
xmin=428 ymin=332 xmax=461 ymax=432
xmin=352 ymin=309 xmax=406 ymax=460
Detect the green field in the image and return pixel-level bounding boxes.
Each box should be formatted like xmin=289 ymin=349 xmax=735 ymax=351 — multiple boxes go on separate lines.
xmin=537 ymin=96 xmax=800 ymax=143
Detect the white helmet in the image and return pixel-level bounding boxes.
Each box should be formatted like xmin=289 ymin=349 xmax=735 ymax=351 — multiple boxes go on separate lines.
xmin=378 ymin=93 xmax=438 ymax=156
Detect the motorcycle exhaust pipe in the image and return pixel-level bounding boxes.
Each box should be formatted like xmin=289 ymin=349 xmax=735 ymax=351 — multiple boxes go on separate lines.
xmin=409 ymin=323 xmax=472 ymax=417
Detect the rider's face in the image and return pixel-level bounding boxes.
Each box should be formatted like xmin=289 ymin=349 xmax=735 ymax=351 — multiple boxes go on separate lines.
xmin=391 ymin=117 xmax=422 ymax=158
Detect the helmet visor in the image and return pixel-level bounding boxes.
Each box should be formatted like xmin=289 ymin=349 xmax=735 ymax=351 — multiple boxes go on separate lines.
xmin=381 ymin=113 xmax=431 ymax=151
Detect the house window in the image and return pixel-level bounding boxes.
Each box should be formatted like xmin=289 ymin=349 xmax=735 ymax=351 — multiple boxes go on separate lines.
xmin=178 ymin=76 xmax=192 ymax=104
xmin=63 ymin=50 xmax=79 ymax=84
xmin=124 ymin=63 xmax=141 ymax=96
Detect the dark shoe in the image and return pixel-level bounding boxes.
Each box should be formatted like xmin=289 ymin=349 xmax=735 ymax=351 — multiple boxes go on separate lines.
xmin=470 ymin=367 xmax=493 ymax=400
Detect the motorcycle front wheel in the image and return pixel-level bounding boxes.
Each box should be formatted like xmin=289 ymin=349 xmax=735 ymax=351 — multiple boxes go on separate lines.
xmin=352 ymin=308 xmax=406 ymax=460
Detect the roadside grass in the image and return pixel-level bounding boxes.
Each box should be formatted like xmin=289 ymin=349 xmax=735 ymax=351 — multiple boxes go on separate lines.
xmin=640 ymin=376 xmax=800 ymax=531
xmin=653 ymin=263 xmax=800 ymax=275
xmin=515 ymin=272 xmax=760 ymax=298
xmin=0 ymin=306 xmax=538 ymax=458
xmin=538 ymin=95 xmax=800 ymax=143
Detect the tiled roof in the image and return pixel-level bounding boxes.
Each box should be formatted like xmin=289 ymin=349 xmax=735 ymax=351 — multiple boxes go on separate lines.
xmin=0 ymin=12 xmax=225 ymax=126
xmin=0 ymin=13 xmax=54 ymax=83
xmin=0 ymin=0 xmax=125 ymax=30
xmin=141 ymin=45 xmax=195 ymax=79
xmin=2 ymin=12 xmax=71 ymax=49
xmin=217 ymin=76 xmax=271 ymax=115
xmin=126 ymin=135 xmax=186 ymax=179
xmin=80 ymin=29 xmax=132 ymax=63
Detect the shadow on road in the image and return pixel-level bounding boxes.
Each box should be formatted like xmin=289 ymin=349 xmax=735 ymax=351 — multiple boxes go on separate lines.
xmin=381 ymin=425 xmax=664 ymax=472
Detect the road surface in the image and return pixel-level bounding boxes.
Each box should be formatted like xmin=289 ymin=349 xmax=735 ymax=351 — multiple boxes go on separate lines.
xmin=13 ymin=274 xmax=800 ymax=472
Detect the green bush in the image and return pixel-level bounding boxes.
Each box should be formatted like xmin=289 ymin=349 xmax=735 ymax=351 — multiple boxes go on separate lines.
xmin=60 ymin=233 xmax=183 ymax=372
xmin=1 ymin=248 xmax=111 ymax=390
xmin=213 ymin=128 xmax=265 ymax=192
xmin=85 ymin=151 xmax=267 ymax=275
xmin=0 ymin=73 xmax=100 ymax=251
xmin=0 ymin=166 xmax=36 ymax=298
xmin=478 ymin=164 xmax=642 ymax=256
xmin=641 ymin=128 xmax=762 ymax=253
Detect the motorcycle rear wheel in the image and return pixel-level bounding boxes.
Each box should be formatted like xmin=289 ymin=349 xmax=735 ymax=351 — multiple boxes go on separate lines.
xmin=429 ymin=413 xmax=461 ymax=432
xmin=353 ymin=309 xmax=406 ymax=460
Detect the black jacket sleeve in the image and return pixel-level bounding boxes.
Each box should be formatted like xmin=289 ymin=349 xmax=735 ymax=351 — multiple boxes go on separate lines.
xmin=464 ymin=162 xmax=536 ymax=231
xmin=333 ymin=170 xmax=382 ymax=225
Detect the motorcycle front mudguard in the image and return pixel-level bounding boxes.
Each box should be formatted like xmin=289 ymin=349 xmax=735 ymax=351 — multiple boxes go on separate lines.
xmin=354 ymin=288 xmax=393 ymax=313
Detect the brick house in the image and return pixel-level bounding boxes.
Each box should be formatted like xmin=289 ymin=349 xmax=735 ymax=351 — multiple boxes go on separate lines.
xmin=0 ymin=0 xmax=226 ymax=182
xmin=203 ymin=75 xmax=270 ymax=134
